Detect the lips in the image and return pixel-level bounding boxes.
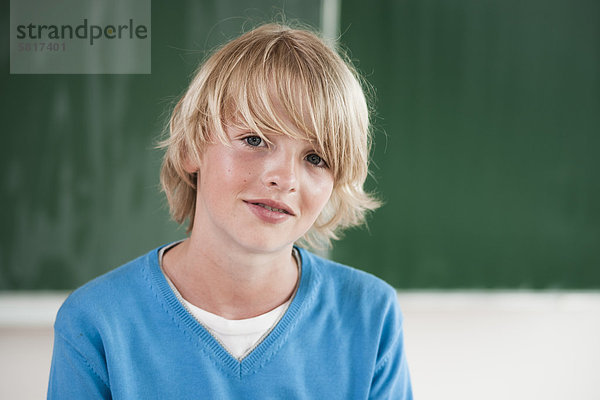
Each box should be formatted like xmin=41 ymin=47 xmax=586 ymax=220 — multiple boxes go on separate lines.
xmin=243 ymin=199 xmax=295 ymax=216
xmin=252 ymin=203 xmax=291 ymax=214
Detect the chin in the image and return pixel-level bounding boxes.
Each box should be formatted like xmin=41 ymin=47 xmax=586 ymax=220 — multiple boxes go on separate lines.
xmin=235 ymin=233 xmax=298 ymax=255
xmin=245 ymin=241 xmax=294 ymax=255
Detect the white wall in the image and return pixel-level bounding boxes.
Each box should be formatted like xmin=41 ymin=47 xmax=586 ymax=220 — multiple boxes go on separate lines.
xmin=0 ymin=293 xmax=64 ymax=400
xmin=1 ymin=291 xmax=599 ymax=399
xmin=401 ymin=292 xmax=600 ymax=400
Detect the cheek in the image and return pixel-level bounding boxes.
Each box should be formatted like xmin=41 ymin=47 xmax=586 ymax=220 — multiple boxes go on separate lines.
xmin=203 ymin=148 xmax=251 ymax=187
xmin=304 ymin=174 xmax=334 ymax=212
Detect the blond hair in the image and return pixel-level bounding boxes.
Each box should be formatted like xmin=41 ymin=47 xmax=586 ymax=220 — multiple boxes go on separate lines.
xmin=160 ymin=23 xmax=380 ymax=248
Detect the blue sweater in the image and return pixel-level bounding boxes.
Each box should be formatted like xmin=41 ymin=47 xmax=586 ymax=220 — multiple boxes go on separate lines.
xmin=48 ymin=245 xmax=412 ymax=399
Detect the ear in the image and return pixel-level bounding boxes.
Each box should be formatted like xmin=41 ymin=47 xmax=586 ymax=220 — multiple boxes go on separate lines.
xmin=182 ymin=147 xmax=202 ymax=174
xmin=183 ymin=157 xmax=199 ymax=174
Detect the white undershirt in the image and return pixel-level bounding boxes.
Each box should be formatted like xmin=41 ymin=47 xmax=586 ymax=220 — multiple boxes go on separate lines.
xmin=158 ymin=242 xmax=300 ymax=360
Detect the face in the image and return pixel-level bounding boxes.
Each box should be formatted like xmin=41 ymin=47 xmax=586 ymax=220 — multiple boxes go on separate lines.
xmin=189 ymin=122 xmax=334 ymax=255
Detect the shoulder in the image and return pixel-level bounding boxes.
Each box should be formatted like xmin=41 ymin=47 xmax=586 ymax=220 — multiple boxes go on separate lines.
xmin=297 ymin=247 xmax=401 ymax=319
xmin=298 ymin=247 xmax=398 ymax=298
xmin=296 ymin=247 xmax=406 ymax=375
xmin=61 ymin=248 xmax=155 ymax=307
xmin=54 ymin=246 xmax=162 ymax=333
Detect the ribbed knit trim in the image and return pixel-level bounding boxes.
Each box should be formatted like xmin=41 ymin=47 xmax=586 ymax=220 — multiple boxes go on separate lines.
xmin=142 ymin=243 xmax=320 ymax=379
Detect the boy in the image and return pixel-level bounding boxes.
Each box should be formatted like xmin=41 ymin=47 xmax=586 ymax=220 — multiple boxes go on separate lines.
xmin=48 ymin=23 xmax=412 ymax=399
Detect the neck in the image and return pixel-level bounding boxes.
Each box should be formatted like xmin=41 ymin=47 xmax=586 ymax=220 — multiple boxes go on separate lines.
xmin=162 ymin=234 xmax=299 ymax=320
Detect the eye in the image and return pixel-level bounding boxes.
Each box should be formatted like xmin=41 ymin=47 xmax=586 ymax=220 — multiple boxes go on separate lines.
xmin=244 ymin=136 xmax=263 ymax=147
xmin=305 ymin=153 xmax=327 ymax=168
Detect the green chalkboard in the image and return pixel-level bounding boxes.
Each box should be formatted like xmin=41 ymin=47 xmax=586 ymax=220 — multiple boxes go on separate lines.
xmin=2 ymin=0 xmax=598 ymax=290
xmin=0 ymin=1 xmax=321 ymax=290
xmin=333 ymin=0 xmax=600 ymax=288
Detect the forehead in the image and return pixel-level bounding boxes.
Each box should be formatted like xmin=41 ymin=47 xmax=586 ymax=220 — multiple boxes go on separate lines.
xmin=227 ymin=127 xmax=318 ymax=152
xmin=225 ymin=87 xmax=320 ymax=144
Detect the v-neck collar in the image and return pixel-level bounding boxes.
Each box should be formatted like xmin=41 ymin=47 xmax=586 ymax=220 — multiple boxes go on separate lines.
xmin=144 ymin=243 xmax=319 ymax=379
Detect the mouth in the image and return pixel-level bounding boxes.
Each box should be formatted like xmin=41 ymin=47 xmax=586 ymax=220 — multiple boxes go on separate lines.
xmin=252 ymin=203 xmax=290 ymax=214
xmin=244 ymin=200 xmax=295 ymax=216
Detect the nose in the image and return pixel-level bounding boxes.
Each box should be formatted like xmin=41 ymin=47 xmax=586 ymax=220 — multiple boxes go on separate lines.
xmin=262 ymin=150 xmax=298 ymax=192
